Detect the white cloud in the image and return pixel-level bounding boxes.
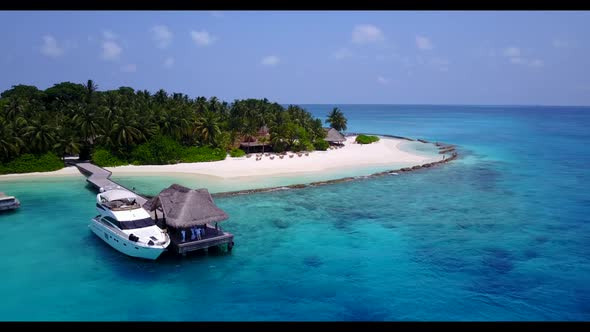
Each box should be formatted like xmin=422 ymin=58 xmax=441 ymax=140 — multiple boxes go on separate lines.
xmin=351 ymin=24 xmax=384 ymax=44
xmin=428 ymin=57 xmax=450 ymax=71
xmin=500 ymin=46 xmax=542 ymax=67
xmin=503 ymin=47 xmax=521 ymax=57
xmin=163 ymin=56 xmax=174 ymax=68
xmin=552 ymin=39 xmax=571 ymax=49
xmin=429 ymin=57 xmax=449 ymax=66
xmin=191 ymin=30 xmax=215 ymax=46
xmin=40 ymin=35 xmax=64 ymax=57
xmin=334 ymin=48 xmax=353 ymax=59
xmin=416 ymin=35 xmax=433 ymax=50
xmin=151 ymin=25 xmax=173 ymax=49
xmin=121 ymin=64 xmax=137 ymax=73
xmin=101 ymin=40 xmax=122 ymax=61
xmin=102 ymin=30 xmax=118 ymax=40
xmin=510 ymin=57 xmax=543 ymax=67
xmin=377 ymin=76 xmax=390 ymax=85
xmin=529 ymin=59 xmax=544 ymax=67
xmin=210 ymin=11 xmax=225 ymax=18
xmin=261 ymin=55 xmax=280 ymax=66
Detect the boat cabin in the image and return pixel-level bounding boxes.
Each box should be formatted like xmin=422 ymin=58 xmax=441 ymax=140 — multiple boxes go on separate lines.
xmin=97 ymin=189 xmax=141 ymax=211
xmin=0 ymin=192 xmax=20 ymax=211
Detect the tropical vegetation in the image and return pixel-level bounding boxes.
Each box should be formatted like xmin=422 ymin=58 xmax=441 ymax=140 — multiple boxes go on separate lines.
xmin=325 ymin=107 xmax=348 ymax=132
xmin=0 ymin=80 xmax=338 ymax=172
xmin=355 ymin=134 xmax=380 ymax=145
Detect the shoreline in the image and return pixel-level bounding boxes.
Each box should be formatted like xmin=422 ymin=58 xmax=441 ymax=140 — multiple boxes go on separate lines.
xmin=212 ymin=146 xmax=458 ymax=198
xmin=0 ymin=135 xmax=458 ymax=194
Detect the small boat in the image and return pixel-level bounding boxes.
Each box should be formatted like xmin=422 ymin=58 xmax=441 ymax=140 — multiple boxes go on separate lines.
xmin=89 ymin=189 xmax=170 ymax=260
xmin=0 ymin=192 xmax=20 ymax=211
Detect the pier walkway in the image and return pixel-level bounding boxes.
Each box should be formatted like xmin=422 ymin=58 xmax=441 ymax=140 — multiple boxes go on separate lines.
xmin=74 ymin=163 xmax=147 ymax=205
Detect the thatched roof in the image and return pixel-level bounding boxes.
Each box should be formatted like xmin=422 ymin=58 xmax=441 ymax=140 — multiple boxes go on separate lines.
xmin=324 ymin=127 xmax=346 ymax=142
xmin=143 ymin=184 xmax=228 ymax=228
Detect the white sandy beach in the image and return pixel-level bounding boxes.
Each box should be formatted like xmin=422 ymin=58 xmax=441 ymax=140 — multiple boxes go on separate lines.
xmin=0 ymin=136 xmax=442 ymax=180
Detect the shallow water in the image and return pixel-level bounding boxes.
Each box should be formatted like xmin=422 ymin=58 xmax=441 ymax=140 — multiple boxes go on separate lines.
xmin=0 ymin=105 xmax=589 ymax=321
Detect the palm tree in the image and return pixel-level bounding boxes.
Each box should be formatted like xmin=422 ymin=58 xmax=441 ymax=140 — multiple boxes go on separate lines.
xmin=193 ymin=111 xmax=221 ymax=146
xmin=54 ymin=121 xmax=81 ymax=160
xmin=84 ymin=79 xmax=98 ymax=104
xmin=258 ymin=135 xmax=270 ymax=154
xmin=111 ymin=114 xmax=145 ymax=150
xmin=0 ymin=119 xmax=23 ymax=161
xmin=24 ymin=118 xmax=57 ymax=154
xmin=159 ymin=109 xmax=189 ymax=140
xmin=3 ymin=98 xmax=26 ymax=122
xmin=325 ymin=107 xmax=348 ymax=133
xmin=73 ymin=104 xmax=103 ymax=147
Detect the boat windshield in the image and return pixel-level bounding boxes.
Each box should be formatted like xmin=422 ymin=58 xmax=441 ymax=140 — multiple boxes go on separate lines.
xmin=0 ymin=198 xmax=16 ymax=205
xmin=119 ymin=217 xmax=156 ymax=230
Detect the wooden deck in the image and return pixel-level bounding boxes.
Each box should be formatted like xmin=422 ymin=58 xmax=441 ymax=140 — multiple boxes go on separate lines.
xmin=168 ymin=226 xmax=234 ymax=255
xmin=75 ymin=163 xmax=147 ymax=205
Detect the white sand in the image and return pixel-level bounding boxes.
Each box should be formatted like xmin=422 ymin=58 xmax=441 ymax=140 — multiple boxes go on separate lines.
xmin=0 ymin=136 xmax=442 ymax=180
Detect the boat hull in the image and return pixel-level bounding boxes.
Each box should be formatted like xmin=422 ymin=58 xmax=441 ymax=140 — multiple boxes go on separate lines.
xmin=89 ymin=221 xmax=166 ymax=260
xmin=0 ymin=199 xmax=20 ymax=211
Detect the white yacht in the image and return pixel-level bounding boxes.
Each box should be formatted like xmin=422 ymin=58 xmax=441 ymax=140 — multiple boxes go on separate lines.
xmin=0 ymin=192 xmax=20 ymax=211
xmin=89 ymin=189 xmax=170 ymax=260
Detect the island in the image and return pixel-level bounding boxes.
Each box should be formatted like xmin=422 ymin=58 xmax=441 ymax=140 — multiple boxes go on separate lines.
xmin=0 ymin=80 xmax=457 ymax=189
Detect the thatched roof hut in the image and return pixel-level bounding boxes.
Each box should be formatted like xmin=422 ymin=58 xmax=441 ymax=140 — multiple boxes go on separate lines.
xmin=324 ymin=127 xmax=346 ymax=143
xmin=143 ymin=184 xmax=228 ymax=229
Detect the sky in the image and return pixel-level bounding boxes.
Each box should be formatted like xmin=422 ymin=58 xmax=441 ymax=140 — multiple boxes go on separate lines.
xmin=0 ymin=10 xmax=589 ymax=106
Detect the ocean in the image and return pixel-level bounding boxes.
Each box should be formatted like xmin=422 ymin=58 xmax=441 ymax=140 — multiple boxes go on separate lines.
xmin=0 ymin=104 xmax=589 ymax=321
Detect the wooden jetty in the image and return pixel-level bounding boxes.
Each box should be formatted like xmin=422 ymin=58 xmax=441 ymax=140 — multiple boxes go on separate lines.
xmin=75 ymin=163 xmax=233 ymax=256
xmin=75 ymin=163 xmax=147 ymax=205
xmin=168 ymin=224 xmax=234 ymax=255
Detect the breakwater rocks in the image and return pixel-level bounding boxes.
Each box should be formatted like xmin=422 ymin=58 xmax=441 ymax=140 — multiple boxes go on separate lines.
xmin=212 ymin=135 xmax=459 ymax=198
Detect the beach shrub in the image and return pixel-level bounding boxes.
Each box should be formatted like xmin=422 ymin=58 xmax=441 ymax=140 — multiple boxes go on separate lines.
xmin=131 ymin=136 xmax=183 ymax=165
xmin=271 ymin=140 xmax=288 ymax=153
xmin=302 ymin=140 xmax=315 ymax=152
xmin=229 ymin=148 xmax=246 ymax=158
xmin=356 ymin=134 xmax=380 ymax=145
xmin=313 ymin=139 xmax=329 ymax=151
xmin=181 ymin=146 xmax=226 ymax=163
xmin=92 ymin=149 xmax=128 ymax=167
xmin=0 ymin=152 xmax=64 ymax=174
xmin=291 ymin=139 xmax=314 ymax=152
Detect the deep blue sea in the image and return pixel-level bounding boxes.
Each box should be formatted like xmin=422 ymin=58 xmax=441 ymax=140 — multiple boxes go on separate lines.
xmin=1 ymin=105 xmax=589 ymax=321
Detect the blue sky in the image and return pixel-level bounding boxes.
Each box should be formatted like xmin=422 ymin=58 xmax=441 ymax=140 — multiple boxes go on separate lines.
xmin=0 ymin=11 xmax=589 ymax=105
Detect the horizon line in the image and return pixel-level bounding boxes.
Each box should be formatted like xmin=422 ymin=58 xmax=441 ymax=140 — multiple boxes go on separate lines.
xmin=282 ymin=102 xmax=590 ymax=108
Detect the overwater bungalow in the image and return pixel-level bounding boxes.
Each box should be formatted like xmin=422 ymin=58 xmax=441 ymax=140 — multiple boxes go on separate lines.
xmin=0 ymin=192 xmax=20 ymax=211
xmin=324 ymin=127 xmax=346 ymax=146
xmin=143 ymin=184 xmax=234 ymax=256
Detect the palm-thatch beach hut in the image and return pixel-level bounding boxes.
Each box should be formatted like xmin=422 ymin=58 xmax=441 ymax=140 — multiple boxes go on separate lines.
xmin=143 ymin=184 xmax=234 ymax=255
xmin=324 ymin=127 xmax=346 ymax=146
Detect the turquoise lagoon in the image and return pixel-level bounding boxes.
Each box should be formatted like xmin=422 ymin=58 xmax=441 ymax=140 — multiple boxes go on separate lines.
xmin=0 ymin=105 xmax=589 ymax=321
